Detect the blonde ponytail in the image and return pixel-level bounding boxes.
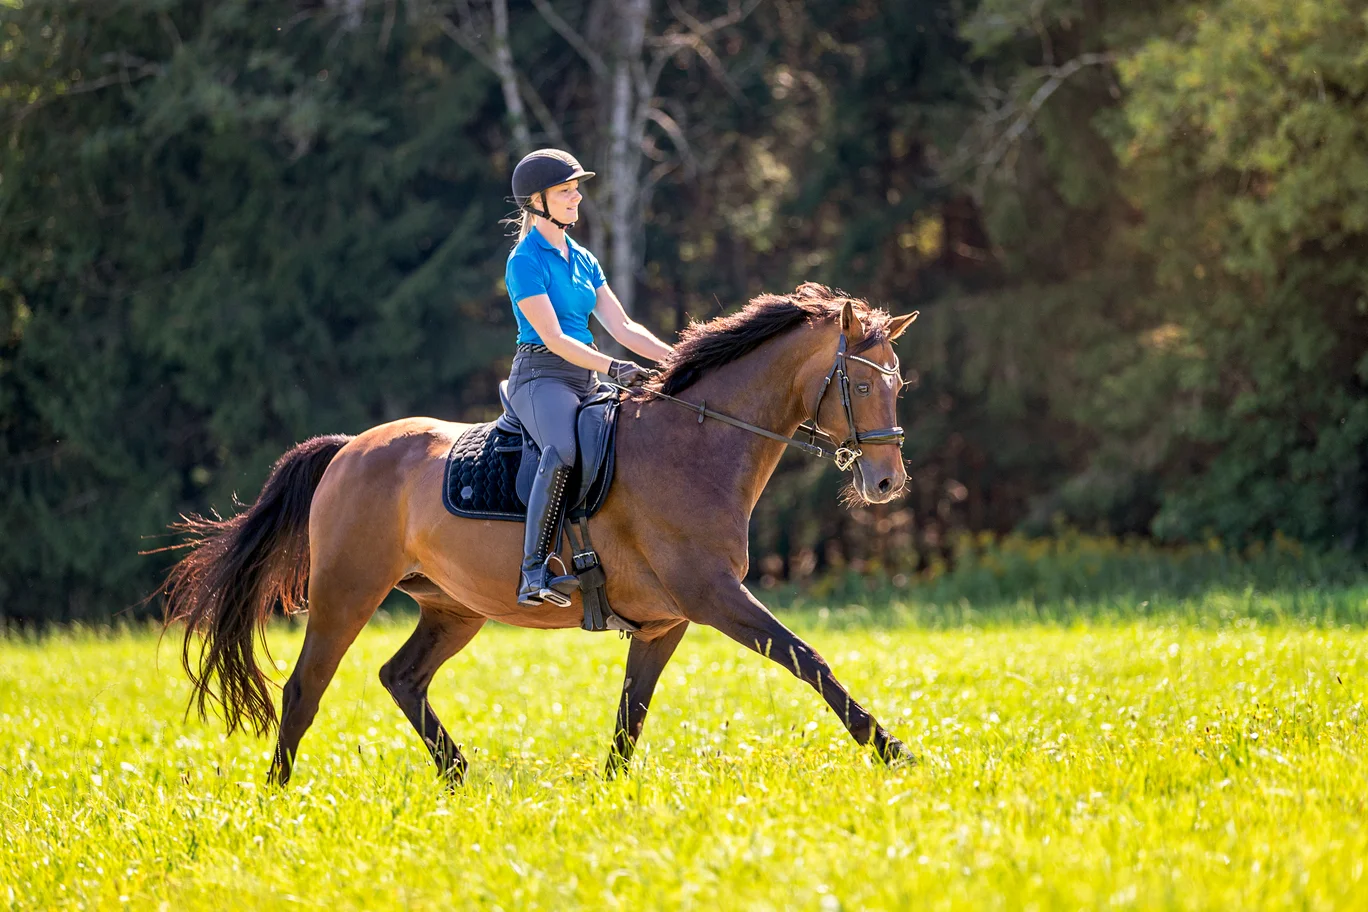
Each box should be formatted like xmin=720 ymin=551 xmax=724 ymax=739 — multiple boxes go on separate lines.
xmin=502 ymin=207 xmax=537 ymax=241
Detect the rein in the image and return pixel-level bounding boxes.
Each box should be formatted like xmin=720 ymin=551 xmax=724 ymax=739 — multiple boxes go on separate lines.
xmin=611 ymin=332 xmax=905 ymax=474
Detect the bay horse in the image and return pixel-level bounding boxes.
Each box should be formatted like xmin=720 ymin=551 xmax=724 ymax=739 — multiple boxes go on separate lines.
xmin=159 ymin=283 xmax=919 ymax=785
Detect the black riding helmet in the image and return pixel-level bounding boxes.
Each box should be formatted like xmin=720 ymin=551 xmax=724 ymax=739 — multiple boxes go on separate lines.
xmin=512 ymin=149 xmax=595 ymax=229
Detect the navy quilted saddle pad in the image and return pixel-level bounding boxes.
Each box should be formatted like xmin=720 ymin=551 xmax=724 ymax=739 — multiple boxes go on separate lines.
xmin=441 ymin=421 xmax=613 ymax=522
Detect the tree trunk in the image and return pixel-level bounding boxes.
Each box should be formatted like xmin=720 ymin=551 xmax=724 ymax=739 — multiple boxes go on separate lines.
xmin=606 ymin=0 xmax=649 ymax=314
xmin=491 ymin=0 xmax=531 ymax=154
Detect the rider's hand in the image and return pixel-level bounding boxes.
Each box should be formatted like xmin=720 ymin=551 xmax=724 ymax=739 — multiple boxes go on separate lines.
xmin=608 ymin=360 xmax=654 ymax=387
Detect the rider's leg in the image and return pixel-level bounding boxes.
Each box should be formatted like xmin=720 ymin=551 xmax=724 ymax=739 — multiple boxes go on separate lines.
xmin=517 ymin=444 xmax=575 ymax=606
xmin=511 ymin=373 xmax=582 ymax=465
xmin=508 ymin=375 xmax=584 ymax=607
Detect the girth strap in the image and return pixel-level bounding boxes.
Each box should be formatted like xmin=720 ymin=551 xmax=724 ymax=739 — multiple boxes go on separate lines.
xmin=565 ymin=515 xmax=638 ymax=635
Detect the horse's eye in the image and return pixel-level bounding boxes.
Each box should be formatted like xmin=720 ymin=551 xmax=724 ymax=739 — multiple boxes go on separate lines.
xmin=856 ymin=382 xmax=871 ymax=396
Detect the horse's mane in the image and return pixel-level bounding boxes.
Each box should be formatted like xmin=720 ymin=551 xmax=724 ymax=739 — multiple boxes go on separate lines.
xmin=655 ymin=283 xmax=892 ymax=396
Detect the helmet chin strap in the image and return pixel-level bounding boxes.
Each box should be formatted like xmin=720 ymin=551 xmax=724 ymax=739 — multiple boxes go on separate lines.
xmin=526 ymin=192 xmax=576 ymax=230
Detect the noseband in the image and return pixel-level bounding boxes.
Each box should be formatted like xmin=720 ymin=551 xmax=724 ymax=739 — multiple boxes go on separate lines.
xmin=616 ymin=332 xmax=905 ymax=474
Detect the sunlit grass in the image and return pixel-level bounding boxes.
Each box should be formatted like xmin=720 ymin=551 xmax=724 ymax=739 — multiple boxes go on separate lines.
xmin=3 ymin=601 xmax=1368 ymax=910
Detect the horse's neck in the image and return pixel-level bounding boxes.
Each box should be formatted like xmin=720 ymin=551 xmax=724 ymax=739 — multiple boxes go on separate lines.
xmin=674 ymin=325 xmax=833 ymax=513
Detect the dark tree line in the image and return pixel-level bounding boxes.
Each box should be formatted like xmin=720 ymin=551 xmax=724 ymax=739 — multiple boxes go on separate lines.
xmin=3 ymin=0 xmax=1366 ymax=621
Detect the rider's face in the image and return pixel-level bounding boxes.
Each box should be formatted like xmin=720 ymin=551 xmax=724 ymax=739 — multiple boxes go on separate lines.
xmin=543 ymin=180 xmax=581 ymax=224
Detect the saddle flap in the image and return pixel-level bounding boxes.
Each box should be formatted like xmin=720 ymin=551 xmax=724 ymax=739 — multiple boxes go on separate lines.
xmin=514 ymin=383 xmax=619 ymax=510
xmin=573 ymin=384 xmax=619 ymax=510
xmin=515 ymin=436 xmax=540 ymax=505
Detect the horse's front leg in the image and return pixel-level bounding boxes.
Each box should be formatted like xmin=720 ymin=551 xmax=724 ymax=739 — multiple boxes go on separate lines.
xmin=676 ymin=570 xmax=912 ymax=766
xmin=605 ymin=620 xmax=690 ymax=778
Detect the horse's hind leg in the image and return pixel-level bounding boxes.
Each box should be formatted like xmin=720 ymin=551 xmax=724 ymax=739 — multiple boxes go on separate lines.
xmin=269 ymin=565 xmax=399 ymax=786
xmin=605 ymin=620 xmax=689 ymax=778
xmin=380 ymin=586 xmax=486 ymax=785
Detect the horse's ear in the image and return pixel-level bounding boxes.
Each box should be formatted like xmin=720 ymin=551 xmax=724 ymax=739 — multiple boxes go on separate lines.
xmin=839 ymin=300 xmax=863 ymax=336
xmin=888 ymin=310 xmax=920 ymax=341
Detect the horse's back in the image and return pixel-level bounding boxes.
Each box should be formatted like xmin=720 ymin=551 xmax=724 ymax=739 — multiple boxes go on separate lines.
xmin=310 ymin=417 xmax=470 ymax=548
xmin=336 ymin=416 xmax=468 ymax=464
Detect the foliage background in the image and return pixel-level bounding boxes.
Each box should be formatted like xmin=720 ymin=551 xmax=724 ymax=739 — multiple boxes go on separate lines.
xmin=3 ymin=0 xmax=1366 ymax=621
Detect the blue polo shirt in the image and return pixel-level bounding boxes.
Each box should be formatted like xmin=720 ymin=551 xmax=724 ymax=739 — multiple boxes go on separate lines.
xmin=505 ymin=229 xmax=606 ymax=346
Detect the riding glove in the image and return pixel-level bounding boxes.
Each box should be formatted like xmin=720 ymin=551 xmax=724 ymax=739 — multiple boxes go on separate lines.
xmin=608 ymin=360 xmax=653 ymax=387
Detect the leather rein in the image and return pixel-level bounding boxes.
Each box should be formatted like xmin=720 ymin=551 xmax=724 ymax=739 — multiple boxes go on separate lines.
xmin=610 ymin=333 xmax=905 ymax=474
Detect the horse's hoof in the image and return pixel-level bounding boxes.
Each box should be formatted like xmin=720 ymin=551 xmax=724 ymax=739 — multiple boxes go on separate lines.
xmin=876 ymin=733 xmax=915 ymax=768
xmin=886 ymin=745 xmax=916 ymax=769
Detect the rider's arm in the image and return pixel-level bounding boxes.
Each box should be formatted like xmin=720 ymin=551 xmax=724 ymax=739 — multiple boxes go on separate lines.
xmin=593 ymin=285 xmax=674 ymax=363
xmin=515 ymin=294 xmax=615 ymax=372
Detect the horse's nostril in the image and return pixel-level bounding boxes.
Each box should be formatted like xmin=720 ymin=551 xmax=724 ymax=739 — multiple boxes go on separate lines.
xmin=878 ymin=478 xmax=892 ymax=494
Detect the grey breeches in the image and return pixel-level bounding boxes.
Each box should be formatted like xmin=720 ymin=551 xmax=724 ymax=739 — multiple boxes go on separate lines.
xmin=507 ymin=350 xmax=596 ymax=466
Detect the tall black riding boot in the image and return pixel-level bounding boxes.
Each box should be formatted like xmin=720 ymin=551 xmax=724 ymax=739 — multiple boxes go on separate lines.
xmin=516 ymin=445 xmax=580 ymax=608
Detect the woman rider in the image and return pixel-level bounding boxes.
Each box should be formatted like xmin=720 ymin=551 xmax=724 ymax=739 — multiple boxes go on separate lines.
xmin=505 ymin=149 xmax=674 ymax=608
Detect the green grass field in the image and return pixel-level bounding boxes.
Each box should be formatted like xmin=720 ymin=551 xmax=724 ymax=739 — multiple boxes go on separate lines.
xmin=3 ymin=600 xmax=1367 ymax=910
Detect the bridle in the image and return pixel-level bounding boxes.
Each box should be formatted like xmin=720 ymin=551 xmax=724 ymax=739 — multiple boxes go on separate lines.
xmin=614 ymin=332 xmax=905 ymax=474
xmin=804 ymin=332 xmax=906 ymax=471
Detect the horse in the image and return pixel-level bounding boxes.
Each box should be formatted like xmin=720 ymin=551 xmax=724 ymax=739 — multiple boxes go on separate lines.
xmin=158 ymin=282 xmax=920 ymax=786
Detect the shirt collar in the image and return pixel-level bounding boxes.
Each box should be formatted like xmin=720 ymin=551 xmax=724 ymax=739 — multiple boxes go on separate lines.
xmin=527 ymin=226 xmax=581 ymax=259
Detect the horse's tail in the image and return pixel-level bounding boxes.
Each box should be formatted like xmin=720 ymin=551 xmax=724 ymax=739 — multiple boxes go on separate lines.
xmin=157 ymin=434 xmax=353 ymax=737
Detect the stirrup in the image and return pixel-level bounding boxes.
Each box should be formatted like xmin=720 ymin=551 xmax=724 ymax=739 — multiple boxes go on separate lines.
xmin=516 ymin=558 xmax=577 ymax=609
xmin=536 ymin=586 xmax=573 ymax=609
xmin=546 ymin=554 xmax=580 ymax=597
xmin=517 ymin=580 xmax=572 ymax=609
